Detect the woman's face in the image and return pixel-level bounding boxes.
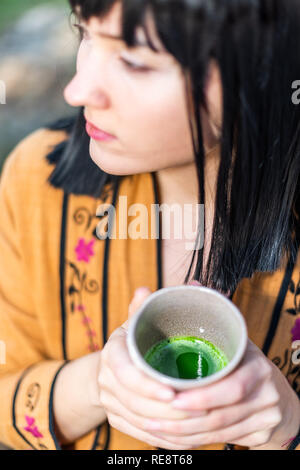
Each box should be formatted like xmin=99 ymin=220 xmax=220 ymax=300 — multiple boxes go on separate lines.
xmin=64 ymin=1 xmax=222 ymax=176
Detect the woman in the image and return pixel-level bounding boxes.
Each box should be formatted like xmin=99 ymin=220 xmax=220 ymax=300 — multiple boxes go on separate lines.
xmin=0 ymin=0 xmax=299 ymax=450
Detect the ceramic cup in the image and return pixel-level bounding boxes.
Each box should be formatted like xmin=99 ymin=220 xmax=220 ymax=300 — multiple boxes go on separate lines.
xmin=126 ymin=285 xmax=248 ymax=390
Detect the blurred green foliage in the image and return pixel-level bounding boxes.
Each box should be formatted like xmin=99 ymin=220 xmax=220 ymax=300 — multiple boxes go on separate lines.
xmin=0 ymin=0 xmax=68 ymax=33
xmin=0 ymin=0 xmax=73 ymax=173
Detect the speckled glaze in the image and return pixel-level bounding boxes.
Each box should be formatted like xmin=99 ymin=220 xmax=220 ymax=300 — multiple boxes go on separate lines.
xmin=127 ymin=286 xmax=248 ymax=390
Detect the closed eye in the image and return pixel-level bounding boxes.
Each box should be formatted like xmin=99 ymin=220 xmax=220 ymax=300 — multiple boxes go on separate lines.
xmin=72 ymin=22 xmax=152 ymax=73
xmin=120 ymin=57 xmax=151 ymax=73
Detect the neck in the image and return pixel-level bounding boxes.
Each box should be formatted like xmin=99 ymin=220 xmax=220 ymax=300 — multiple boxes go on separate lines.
xmin=155 ymin=143 xmax=220 ymax=208
xmin=155 ymin=144 xmax=221 ymax=270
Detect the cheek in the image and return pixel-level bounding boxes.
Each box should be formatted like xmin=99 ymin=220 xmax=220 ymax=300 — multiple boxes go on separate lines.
xmin=122 ymin=74 xmax=192 ymax=151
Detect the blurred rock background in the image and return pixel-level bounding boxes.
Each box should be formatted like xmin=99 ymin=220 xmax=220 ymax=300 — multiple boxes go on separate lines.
xmin=0 ymin=0 xmax=78 ymax=173
xmin=0 ymin=0 xmax=78 ymax=450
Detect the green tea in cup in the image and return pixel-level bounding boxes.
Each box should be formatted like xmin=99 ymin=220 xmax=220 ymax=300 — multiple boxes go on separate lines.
xmin=144 ymin=335 xmax=228 ymax=379
xmin=127 ymin=286 xmax=248 ymax=390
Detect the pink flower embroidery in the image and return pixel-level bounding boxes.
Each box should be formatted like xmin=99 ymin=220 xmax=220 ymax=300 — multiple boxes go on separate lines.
xmin=291 ymin=317 xmax=300 ymax=342
xmin=88 ymin=344 xmax=100 ymax=352
xmin=82 ymin=316 xmax=91 ymax=325
xmin=87 ymin=330 xmax=96 ymax=337
xmin=75 ymin=238 xmax=95 ymax=263
xmin=24 ymin=415 xmax=44 ymax=438
xmin=77 ymin=304 xmax=86 ymax=311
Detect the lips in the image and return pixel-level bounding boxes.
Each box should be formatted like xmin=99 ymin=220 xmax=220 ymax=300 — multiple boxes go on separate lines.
xmin=84 ymin=117 xmax=116 ymax=142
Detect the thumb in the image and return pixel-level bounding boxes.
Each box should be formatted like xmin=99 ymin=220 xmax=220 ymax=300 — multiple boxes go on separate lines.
xmin=129 ymin=287 xmax=152 ymax=319
xmin=188 ymin=279 xmax=202 ymax=286
xmin=122 ymin=287 xmax=152 ymax=331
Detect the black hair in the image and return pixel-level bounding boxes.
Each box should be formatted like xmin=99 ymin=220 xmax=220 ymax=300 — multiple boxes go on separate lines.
xmin=46 ymin=0 xmax=300 ymax=296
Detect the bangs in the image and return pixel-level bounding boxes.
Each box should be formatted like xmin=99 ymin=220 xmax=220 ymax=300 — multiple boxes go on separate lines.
xmin=68 ymin=0 xmax=216 ymax=69
xmin=69 ymin=0 xmax=161 ymax=53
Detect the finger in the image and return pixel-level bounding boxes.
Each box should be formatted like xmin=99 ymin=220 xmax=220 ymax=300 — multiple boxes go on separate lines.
xmin=103 ymin=327 xmax=178 ymax=403
xmin=99 ymin=388 xmax=197 ymax=434
xmin=101 ymin=364 xmax=190 ymax=420
xmin=152 ymin=406 xmax=281 ymax=448
xmin=230 ymin=430 xmax=277 ymax=448
xmin=106 ymin=411 xmax=193 ymax=450
xmin=187 ymin=280 xmax=202 ymax=286
xmin=143 ymin=379 xmax=279 ymax=436
xmin=128 ymin=287 xmax=152 ymax=318
xmin=122 ymin=287 xmax=152 ymax=330
xmin=170 ymin=347 xmax=271 ymax=410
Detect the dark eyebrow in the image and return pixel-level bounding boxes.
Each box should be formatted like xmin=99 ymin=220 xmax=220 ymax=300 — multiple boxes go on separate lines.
xmin=95 ymin=31 xmax=148 ymax=48
xmin=77 ymin=20 xmax=148 ymax=48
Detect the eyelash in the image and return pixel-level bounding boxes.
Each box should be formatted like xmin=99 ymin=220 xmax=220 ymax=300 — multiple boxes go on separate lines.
xmin=120 ymin=57 xmax=150 ymax=73
xmin=72 ymin=23 xmax=150 ymax=73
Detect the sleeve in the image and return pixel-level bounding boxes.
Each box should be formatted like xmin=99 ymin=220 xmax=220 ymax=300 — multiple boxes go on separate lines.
xmin=0 ymin=143 xmax=69 ymax=450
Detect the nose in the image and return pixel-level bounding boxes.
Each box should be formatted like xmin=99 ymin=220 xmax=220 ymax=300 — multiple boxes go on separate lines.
xmin=64 ymin=52 xmax=110 ymax=109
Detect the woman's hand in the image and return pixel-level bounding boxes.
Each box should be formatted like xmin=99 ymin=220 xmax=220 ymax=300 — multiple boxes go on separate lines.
xmin=97 ymin=286 xmax=206 ymax=450
xmin=98 ymin=282 xmax=300 ymax=450
xmin=144 ymin=337 xmax=300 ymax=450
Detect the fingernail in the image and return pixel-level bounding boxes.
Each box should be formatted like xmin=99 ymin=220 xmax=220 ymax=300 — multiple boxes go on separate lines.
xmin=156 ymin=389 xmax=175 ymax=401
xmin=144 ymin=420 xmax=161 ymax=430
xmin=171 ymin=398 xmax=189 ymax=409
xmin=188 ymin=280 xmax=201 ymax=286
xmin=135 ymin=287 xmax=151 ymax=296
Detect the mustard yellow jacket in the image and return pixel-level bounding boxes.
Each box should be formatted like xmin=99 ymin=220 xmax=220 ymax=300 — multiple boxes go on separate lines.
xmin=0 ymin=128 xmax=299 ymax=450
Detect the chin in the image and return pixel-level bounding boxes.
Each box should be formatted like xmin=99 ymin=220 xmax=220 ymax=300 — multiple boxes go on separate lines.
xmin=88 ymin=149 xmax=138 ymax=176
xmin=91 ymin=158 xmax=130 ymax=176
xmin=100 ymin=166 xmax=134 ymax=176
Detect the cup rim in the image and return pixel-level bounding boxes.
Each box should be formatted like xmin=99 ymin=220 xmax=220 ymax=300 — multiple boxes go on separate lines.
xmin=126 ymin=285 xmax=248 ymax=389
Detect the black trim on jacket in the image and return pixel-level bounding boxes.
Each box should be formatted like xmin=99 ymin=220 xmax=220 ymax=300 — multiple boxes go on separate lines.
xmin=59 ymin=193 xmax=69 ymax=360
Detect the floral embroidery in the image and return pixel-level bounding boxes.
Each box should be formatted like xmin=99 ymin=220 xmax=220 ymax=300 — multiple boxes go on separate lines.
xmin=23 ymin=383 xmax=48 ymax=449
xmin=25 ymin=383 xmax=40 ymax=412
xmin=66 ymin=201 xmax=113 ymax=353
xmin=75 ymin=238 xmax=95 ymax=263
xmin=270 ymin=273 xmax=300 ymax=398
xmin=291 ymin=317 xmax=300 ymax=342
xmin=67 ymin=269 xmax=100 ymax=352
xmin=285 ymin=273 xmax=300 ymax=344
xmin=24 ymin=415 xmax=44 ymax=438
xmin=87 ymin=330 xmax=96 ymax=337
xmin=285 ymin=275 xmax=300 ymax=316
xmin=272 ymin=349 xmax=300 ymax=397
